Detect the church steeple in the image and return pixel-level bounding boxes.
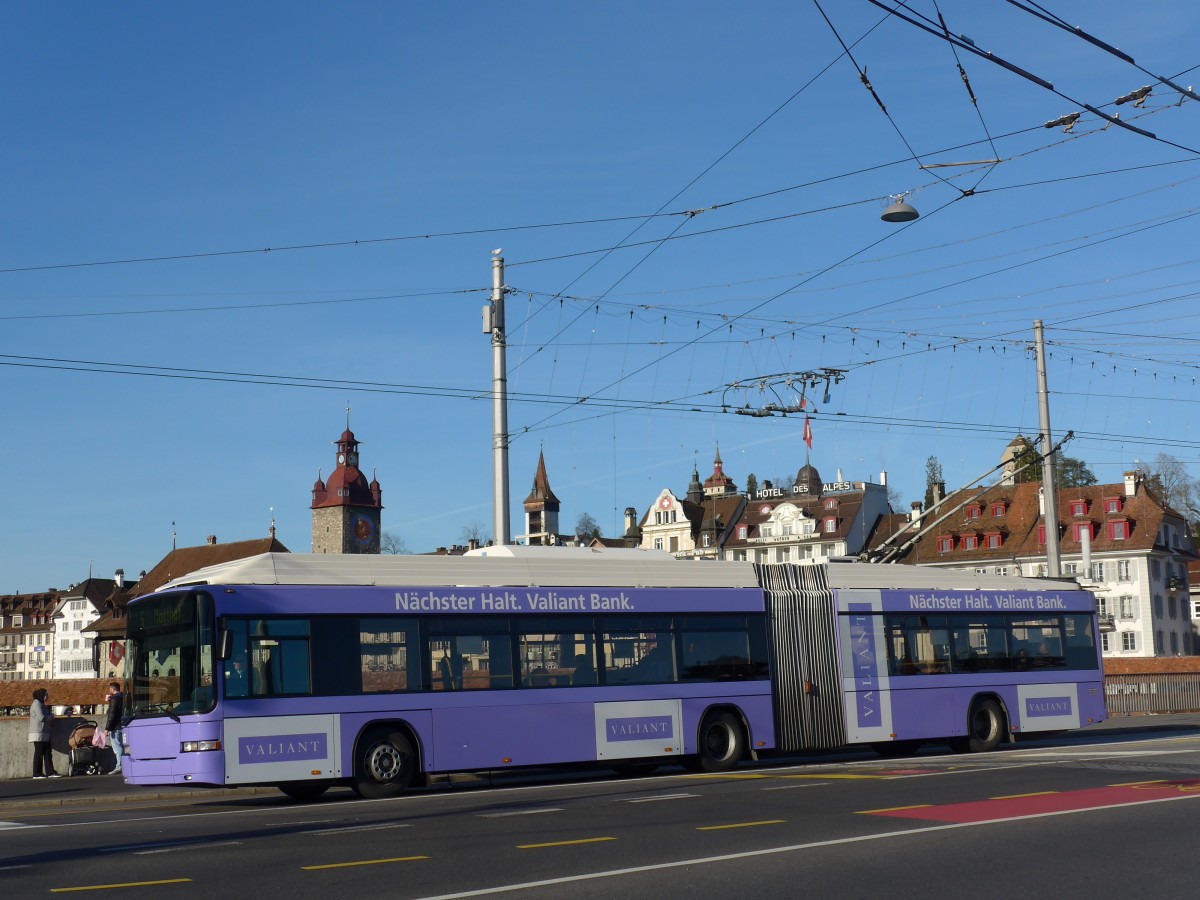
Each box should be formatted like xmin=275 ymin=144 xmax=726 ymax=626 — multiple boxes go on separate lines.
xmin=521 ymin=451 xmax=561 ymax=545
xmin=703 ymin=444 xmax=737 ymax=496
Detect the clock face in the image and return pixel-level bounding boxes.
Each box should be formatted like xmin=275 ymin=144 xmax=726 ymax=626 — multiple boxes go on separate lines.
xmin=760 ymin=504 xmax=772 ymax=515
xmin=351 ymin=513 xmax=376 ymax=545
xmin=337 ymin=452 xmax=346 ymax=465
xmin=347 ymin=452 xmax=359 ymax=467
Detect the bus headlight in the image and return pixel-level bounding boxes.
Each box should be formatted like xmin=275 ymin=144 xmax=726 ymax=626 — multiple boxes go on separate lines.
xmin=180 ymin=740 xmax=222 ymax=752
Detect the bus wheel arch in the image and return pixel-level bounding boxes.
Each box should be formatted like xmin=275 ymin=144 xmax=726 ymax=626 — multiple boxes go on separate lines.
xmin=351 ymin=722 xmax=422 ymax=799
xmin=277 ymin=780 xmax=333 ymax=802
xmin=952 ymin=694 xmax=1008 ymax=753
xmin=686 ymin=706 xmax=748 ymax=773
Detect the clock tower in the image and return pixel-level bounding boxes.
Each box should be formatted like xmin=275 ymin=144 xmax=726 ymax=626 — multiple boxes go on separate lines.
xmin=311 ymin=427 xmax=383 ymax=554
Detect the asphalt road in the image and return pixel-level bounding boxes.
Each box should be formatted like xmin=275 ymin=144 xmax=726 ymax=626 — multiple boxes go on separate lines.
xmin=3 ymin=716 xmax=1200 ymax=898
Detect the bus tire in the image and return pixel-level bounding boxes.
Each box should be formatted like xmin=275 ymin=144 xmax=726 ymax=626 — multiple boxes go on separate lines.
xmin=353 ymin=728 xmax=416 ymax=799
xmin=691 ymin=711 xmax=745 ymax=773
xmin=958 ymin=697 xmax=1005 ymax=753
xmin=278 ymin=780 xmax=332 ymax=802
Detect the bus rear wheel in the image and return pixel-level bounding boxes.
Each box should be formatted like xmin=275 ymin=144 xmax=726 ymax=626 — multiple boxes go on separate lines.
xmin=353 ymin=728 xmax=416 ymax=799
xmin=689 ymin=711 xmax=745 ymax=773
xmin=277 ymin=780 xmax=332 ymax=802
xmin=954 ymin=698 xmax=1005 ymax=753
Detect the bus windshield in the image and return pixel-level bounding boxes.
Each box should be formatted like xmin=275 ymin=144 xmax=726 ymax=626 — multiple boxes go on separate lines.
xmin=126 ymin=591 xmax=217 ymax=718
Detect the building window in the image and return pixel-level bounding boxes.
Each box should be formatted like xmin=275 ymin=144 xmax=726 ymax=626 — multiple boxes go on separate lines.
xmin=1096 ymin=596 xmax=1108 ymax=616
xmin=761 ymin=526 xmax=773 ymax=538
xmin=1037 ymin=525 xmax=1046 ymax=545
xmin=1168 ymin=596 xmax=1177 ymax=619
xmin=937 ymin=536 xmax=953 ymax=553
xmin=1070 ymin=500 xmax=1088 ymax=516
xmin=653 ymin=538 xmax=663 ymax=551
xmin=994 ymin=566 xmax=1009 ymax=576
xmin=1090 ymin=562 xmax=1105 ymax=582
xmin=1108 ymin=520 xmax=1128 ymax=540
xmin=1118 ymin=596 xmax=1136 ymax=619
xmin=966 ymin=505 xmax=982 ymax=520
xmin=737 ymin=525 xmax=747 ymax=539
xmin=1154 ymin=595 xmax=1164 ymax=619
xmin=1104 ymin=497 xmax=1122 ymax=514
xmin=1063 ymin=562 xmax=1079 ymax=575
xmin=824 ymin=498 xmax=838 ymax=510
xmin=1171 ymin=632 xmax=1179 ymax=654
xmin=1101 ymin=632 xmax=1111 ymax=653
xmin=1118 ymin=560 xmax=1132 ymax=581
xmin=991 ymin=503 xmax=1007 ymax=517
xmin=1122 ymin=632 xmax=1137 ymax=652
xmin=1070 ymin=522 xmax=1094 ymax=543
xmin=1151 ymin=559 xmax=1161 ymax=580
xmin=985 ymin=532 xmax=1002 ymax=549
xmin=823 ymin=518 xmax=837 ymax=533
xmin=961 ymin=535 xmax=978 ymax=550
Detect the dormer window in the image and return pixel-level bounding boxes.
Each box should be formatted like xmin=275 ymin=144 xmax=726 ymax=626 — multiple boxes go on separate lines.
xmin=824 ymin=498 xmax=839 ymax=510
xmin=1108 ymin=519 xmax=1129 ymax=540
xmin=961 ymin=535 xmax=979 ymax=550
xmin=1071 ymin=522 xmax=1095 ymax=542
xmin=1104 ymin=497 xmax=1123 ymax=514
xmin=937 ymin=536 xmax=953 ymax=553
xmin=737 ymin=525 xmax=748 ymax=540
xmin=991 ymin=502 xmax=1007 ymax=517
xmin=966 ymin=504 xmax=982 ymax=520
xmin=985 ymin=532 xmax=1002 ymax=549
xmin=1070 ymin=500 xmax=1088 ymax=517
xmin=823 ymin=517 xmax=837 ymax=533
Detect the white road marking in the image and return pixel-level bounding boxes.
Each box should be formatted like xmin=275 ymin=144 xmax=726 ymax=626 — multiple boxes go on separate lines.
xmin=303 ymin=822 xmax=413 ymax=834
xmin=761 ymin=784 xmax=827 ymax=791
xmin=135 ymin=840 xmax=243 ymax=855
xmin=0 ymin=822 xmax=39 ymax=829
xmin=478 ymin=808 xmax=563 ymax=818
xmin=622 ymin=793 xmax=698 ymax=803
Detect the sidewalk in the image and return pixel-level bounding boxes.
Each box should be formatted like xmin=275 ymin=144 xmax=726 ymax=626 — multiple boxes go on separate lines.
xmin=0 ymin=773 xmax=277 ymax=812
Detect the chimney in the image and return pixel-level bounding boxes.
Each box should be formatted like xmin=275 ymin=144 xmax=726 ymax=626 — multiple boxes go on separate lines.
xmin=910 ymin=501 xmax=923 ymax=523
xmin=624 ymin=507 xmax=638 ymax=532
xmin=114 ymin=569 xmax=124 ymax=589
xmin=879 ymin=470 xmax=887 ymax=486
xmin=468 ymin=538 xmax=480 ymax=551
xmin=837 ymin=468 xmax=843 ymax=482
xmin=1124 ymin=471 xmax=1138 ymax=498
xmin=207 ymin=535 xmax=217 ymax=545
xmin=932 ymin=482 xmax=945 ymax=507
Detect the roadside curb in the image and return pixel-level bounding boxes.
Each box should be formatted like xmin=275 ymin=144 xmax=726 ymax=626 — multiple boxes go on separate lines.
xmin=0 ymin=786 xmax=277 ymax=812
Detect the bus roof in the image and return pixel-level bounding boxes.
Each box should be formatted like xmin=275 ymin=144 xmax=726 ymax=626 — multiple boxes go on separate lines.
xmin=153 ymin=548 xmax=1089 ymax=596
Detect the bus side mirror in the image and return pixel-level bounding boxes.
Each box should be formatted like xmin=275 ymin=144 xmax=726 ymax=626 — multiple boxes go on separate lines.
xmin=217 ymin=626 xmax=233 ymax=661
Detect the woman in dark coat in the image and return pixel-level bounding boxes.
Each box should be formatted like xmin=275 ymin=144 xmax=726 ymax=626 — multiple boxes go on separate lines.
xmin=28 ymin=688 xmax=60 ymax=778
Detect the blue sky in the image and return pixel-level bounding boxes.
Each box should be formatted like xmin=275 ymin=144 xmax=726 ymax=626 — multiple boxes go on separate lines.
xmin=4 ymin=2 xmax=1200 ymax=592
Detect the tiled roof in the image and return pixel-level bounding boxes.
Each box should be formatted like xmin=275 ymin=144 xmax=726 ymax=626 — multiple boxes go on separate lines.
xmin=868 ymin=478 xmax=1196 ymax=564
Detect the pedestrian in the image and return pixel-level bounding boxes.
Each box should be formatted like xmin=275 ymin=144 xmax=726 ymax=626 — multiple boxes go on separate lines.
xmin=103 ymin=681 xmax=126 ymax=774
xmin=29 ymin=688 xmax=60 ymax=779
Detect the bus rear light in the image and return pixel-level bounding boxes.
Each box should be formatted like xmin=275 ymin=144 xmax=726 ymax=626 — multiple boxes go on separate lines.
xmin=181 ymin=740 xmax=222 ymax=752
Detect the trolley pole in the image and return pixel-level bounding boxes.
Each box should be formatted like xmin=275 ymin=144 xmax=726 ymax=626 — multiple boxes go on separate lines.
xmin=1034 ymin=320 xmax=1061 ymax=577
xmin=485 ymin=253 xmax=511 ymax=545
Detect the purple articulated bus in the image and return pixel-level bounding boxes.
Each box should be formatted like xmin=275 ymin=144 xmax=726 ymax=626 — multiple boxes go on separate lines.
xmin=120 ymin=549 xmax=1104 ymax=800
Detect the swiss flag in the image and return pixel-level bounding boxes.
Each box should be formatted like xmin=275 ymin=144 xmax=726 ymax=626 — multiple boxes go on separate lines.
xmin=803 ymin=416 xmax=813 ymax=449
xmin=109 ymin=641 xmax=125 ymax=668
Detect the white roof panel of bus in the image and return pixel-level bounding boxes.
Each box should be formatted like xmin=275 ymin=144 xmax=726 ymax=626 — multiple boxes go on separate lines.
xmin=155 ymin=547 xmax=1087 ymax=595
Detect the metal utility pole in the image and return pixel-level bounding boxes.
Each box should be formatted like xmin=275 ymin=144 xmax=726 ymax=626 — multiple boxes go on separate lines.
xmin=484 ymin=253 xmax=511 ymax=545
xmin=1034 ymin=320 xmax=1061 ymax=576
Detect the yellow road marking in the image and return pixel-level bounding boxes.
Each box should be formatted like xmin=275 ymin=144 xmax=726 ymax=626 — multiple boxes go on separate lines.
xmin=780 ymin=773 xmax=883 ymax=780
xmin=302 ymin=856 xmax=428 ymax=870
xmin=51 ymin=879 xmax=192 ymax=892
xmin=856 ymin=804 xmax=933 ymax=814
xmin=1109 ymin=779 xmax=1167 ymax=787
xmin=683 ymin=773 xmax=770 ymax=780
xmin=517 ymin=837 xmax=616 ymax=849
xmin=989 ymin=791 xmax=1058 ymax=800
xmin=697 ymin=819 xmax=785 ymax=831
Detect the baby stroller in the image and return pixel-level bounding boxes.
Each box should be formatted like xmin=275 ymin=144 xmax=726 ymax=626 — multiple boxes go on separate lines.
xmin=68 ymin=721 xmax=103 ymax=776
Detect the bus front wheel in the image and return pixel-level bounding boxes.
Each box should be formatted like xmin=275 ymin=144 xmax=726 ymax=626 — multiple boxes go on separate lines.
xmin=353 ymin=728 xmax=416 ymax=799
xmin=953 ymin=698 xmax=1005 ymax=753
xmin=689 ymin=711 xmax=745 ymax=773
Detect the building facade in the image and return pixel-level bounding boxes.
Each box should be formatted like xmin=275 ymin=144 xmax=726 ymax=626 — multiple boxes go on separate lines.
xmin=52 ymin=576 xmax=119 ymax=678
xmin=0 ymin=591 xmax=59 ymax=682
